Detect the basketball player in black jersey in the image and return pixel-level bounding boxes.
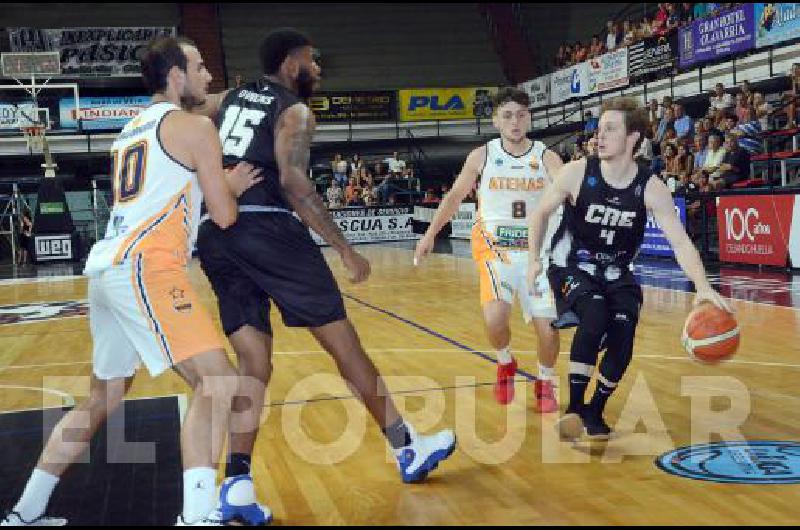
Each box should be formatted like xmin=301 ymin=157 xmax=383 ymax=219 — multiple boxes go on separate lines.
xmin=192 ymin=29 xmax=456 ymax=525
xmin=526 ymin=98 xmax=732 ymax=441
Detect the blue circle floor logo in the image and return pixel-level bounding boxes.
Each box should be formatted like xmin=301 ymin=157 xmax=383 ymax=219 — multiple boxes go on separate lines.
xmin=656 ymin=441 xmax=800 ymax=484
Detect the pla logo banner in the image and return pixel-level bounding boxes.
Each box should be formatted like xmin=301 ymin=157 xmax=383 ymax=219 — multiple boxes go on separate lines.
xmin=59 ymin=96 xmax=150 ymax=130
xmin=755 ymin=3 xmax=800 ymax=48
xmin=399 ymin=87 xmax=497 ymax=122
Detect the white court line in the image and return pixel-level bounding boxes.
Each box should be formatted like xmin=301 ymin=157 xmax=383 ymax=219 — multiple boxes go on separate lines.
xmin=0 ymin=393 xmax=188 ymax=416
xmin=0 ymin=276 xmax=84 ymax=287
xmin=0 ymin=384 xmax=75 ymax=412
xmin=4 ymin=349 xmax=800 ymax=373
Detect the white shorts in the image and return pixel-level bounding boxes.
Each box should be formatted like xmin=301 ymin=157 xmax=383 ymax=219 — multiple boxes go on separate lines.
xmin=477 ymin=253 xmax=557 ymax=323
xmin=88 ymin=253 xmax=224 ymax=380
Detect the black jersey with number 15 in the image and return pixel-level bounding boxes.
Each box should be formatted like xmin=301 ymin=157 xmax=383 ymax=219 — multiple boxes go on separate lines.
xmin=216 ymin=79 xmax=301 ymax=209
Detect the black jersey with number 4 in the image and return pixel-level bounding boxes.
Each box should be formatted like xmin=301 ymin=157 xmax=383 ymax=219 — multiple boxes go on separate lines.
xmin=216 ymin=79 xmax=301 ymax=209
xmin=551 ymin=156 xmax=650 ymax=272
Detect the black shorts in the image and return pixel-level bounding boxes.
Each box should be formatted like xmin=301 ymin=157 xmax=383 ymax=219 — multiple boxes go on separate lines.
xmin=548 ymin=264 xmax=643 ymax=322
xmin=196 ymin=212 xmax=347 ymax=337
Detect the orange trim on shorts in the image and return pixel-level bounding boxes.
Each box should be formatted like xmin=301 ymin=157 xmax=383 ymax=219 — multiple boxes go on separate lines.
xmin=131 ymin=253 xmax=224 ymax=367
xmin=113 ymin=184 xmax=191 ymax=266
xmin=477 ymin=260 xmax=503 ymax=306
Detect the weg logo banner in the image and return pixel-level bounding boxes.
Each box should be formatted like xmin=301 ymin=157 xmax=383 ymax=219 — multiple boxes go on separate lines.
xmin=399 ymin=87 xmax=498 ymax=122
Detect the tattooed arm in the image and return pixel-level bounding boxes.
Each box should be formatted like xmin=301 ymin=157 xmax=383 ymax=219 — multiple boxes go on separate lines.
xmin=275 ymin=103 xmax=370 ymax=283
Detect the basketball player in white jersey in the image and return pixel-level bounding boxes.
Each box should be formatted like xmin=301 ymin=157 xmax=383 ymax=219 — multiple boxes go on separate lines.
xmin=415 ymin=87 xmax=562 ymax=411
xmin=2 ymin=37 xmax=263 ymax=526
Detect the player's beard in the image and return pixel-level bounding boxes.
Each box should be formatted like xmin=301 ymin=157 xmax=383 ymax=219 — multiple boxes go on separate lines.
xmin=296 ymin=66 xmax=315 ymax=99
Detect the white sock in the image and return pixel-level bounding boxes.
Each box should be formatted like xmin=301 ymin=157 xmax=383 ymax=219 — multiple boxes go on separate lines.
xmin=496 ymin=347 xmax=513 ymax=365
xmin=182 ymin=467 xmax=217 ymax=524
xmin=538 ymin=363 xmax=556 ymax=382
xmin=13 ymin=469 xmax=60 ymax=522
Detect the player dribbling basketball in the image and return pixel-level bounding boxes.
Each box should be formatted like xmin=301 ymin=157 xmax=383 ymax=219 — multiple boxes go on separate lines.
xmin=526 ymin=97 xmax=733 ymax=441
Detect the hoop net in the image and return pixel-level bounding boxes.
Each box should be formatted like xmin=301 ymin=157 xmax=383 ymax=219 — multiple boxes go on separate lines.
xmin=22 ymin=124 xmax=46 ymax=153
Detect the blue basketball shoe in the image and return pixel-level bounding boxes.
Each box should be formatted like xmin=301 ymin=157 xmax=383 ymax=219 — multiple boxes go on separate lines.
xmin=394 ymin=427 xmax=457 ymax=484
xmin=217 ymin=475 xmax=273 ymax=526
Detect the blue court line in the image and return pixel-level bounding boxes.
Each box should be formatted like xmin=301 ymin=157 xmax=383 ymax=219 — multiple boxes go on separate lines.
xmin=342 ymin=293 xmax=538 ymax=382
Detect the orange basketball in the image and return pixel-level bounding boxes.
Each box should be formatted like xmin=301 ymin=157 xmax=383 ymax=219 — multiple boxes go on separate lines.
xmin=681 ymin=302 xmax=740 ymax=364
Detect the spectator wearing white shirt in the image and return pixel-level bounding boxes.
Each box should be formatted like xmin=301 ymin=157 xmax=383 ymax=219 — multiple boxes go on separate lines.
xmin=605 ymin=20 xmax=620 ymax=51
xmin=331 ymin=153 xmax=349 ymax=187
xmin=753 ymin=92 xmax=773 ymax=131
xmin=386 ymin=151 xmax=406 ymax=175
xmin=709 ymin=83 xmax=735 ymax=112
xmin=326 ymin=180 xmax=344 ymax=209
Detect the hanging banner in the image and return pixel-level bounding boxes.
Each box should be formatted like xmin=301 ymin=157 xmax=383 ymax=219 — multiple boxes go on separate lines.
xmin=398 ymin=87 xmax=498 ymax=122
xmin=641 ymin=198 xmax=687 ymax=257
xmin=450 ymin=202 xmax=477 ymax=240
xmin=629 ymin=34 xmax=679 ymax=81
xmin=518 ymin=75 xmax=550 ymax=109
xmin=755 ymin=3 xmax=800 ymax=48
xmin=59 ymin=96 xmax=150 ymax=130
xmin=8 ymin=27 xmax=176 ymax=77
xmin=0 ymin=103 xmax=38 ymax=130
xmin=717 ymin=194 xmax=794 ymax=266
xmin=550 ymin=62 xmax=590 ymax=104
xmin=679 ymin=4 xmax=756 ymax=68
xmin=309 ymin=91 xmax=396 ymax=122
xmin=589 ymin=47 xmax=629 ymax=93
xmin=311 ymin=206 xmax=418 ymax=245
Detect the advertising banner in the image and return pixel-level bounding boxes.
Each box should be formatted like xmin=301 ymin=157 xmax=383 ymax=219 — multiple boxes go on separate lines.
xmin=311 ymin=206 xmax=417 ymax=245
xmin=679 ymin=4 xmax=756 ymax=68
xmin=629 ymin=34 xmax=678 ymax=81
xmin=59 ymin=96 xmax=150 ymax=130
xmin=9 ymin=27 xmax=176 ymax=76
xmin=450 ymin=202 xmax=476 ymax=240
xmin=641 ymin=197 xmax=687 ymax=257
xmin=717 ymin=195 xmax=794 ymax=266
xmin=519 ymin=75 xmax=550 ymax=109
xmin=755 ymin=3 xmax=800 ymax=48
xmin=589 ymin=47 xmax=629 ymax=93
xmin=550 ymin=62 xmax=590 ymax=104
xmin=309 ymin=91 xmax=396 ymax=122
xmin=398 ymin=87 xmax=497 ymax=122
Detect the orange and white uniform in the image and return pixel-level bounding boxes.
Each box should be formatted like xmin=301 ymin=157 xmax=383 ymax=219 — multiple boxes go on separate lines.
xmin=471 ymin=138 xmax=559 ymax=321
xmin=83 ymin=102 xmax=223 ymax=380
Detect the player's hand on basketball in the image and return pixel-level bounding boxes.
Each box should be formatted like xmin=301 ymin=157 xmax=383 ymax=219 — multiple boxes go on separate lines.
xmin=342 ymin=248 xmax=371 ymax=283
xmin=413 ymin=234 xmax=434 ymax=266
xmin=225 ymin=162 xmax=264 ymax=198
xmin=527 ymin=259 xmax=543 ymax=296
xmin=694 ymin=286 xmax=734 ymax=314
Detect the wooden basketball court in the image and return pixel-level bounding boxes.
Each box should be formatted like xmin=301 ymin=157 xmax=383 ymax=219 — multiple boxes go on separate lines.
xmin=1 ymin=244 xmax=799 ymax=525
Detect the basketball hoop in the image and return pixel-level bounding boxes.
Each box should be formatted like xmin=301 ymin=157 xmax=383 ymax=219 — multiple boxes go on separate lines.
xmin=22 ymin=124 xmax=46 ymax=153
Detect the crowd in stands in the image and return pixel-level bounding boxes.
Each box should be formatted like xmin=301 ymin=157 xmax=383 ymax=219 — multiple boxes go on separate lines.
xmin=567 ymin=65 xmax=800 ymax=233
xmin=553 ymin=3 xmax=740 ymax=70
xmin=324 ymin=151 xmax=436 ymax=208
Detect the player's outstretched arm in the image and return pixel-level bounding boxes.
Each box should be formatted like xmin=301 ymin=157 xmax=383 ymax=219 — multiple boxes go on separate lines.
xmin=645 ymin=177 xmax=733 ymax=313
xmin=413 ymin=146 xmax=484 ymax=265
xmin=527 ymin=159 xmax=582 ymax=292
xmin=276 ymin=103 xmax=370 ymax=283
